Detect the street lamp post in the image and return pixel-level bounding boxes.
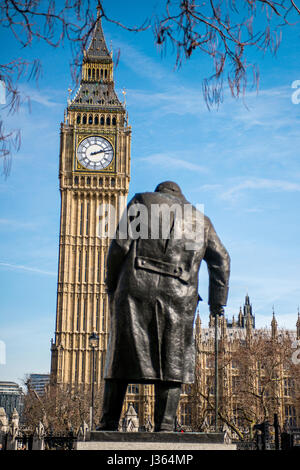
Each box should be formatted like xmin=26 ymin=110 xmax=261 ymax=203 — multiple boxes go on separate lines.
xmin=89 ymin=332 xmax=99 ymax=431
xmin=214 ymin=315 xmax=219 ymax=432
xmin=213 ymin=308 xmax=223 ymax=432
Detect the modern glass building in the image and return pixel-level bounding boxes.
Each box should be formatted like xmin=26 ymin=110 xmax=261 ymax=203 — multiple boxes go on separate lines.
xmin=28 ymin=374 xmax=50 ymax=395
xmin=0 ymin=381 xmax=24 ymax=419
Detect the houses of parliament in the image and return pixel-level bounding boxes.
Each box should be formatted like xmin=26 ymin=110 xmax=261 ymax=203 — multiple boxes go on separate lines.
xmin=50 ymin=6 xmax=300 ymax=437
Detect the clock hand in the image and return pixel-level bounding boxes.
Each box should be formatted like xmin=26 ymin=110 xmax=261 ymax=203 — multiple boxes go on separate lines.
xmin=90 ymin=149 xmax=107 ymax=156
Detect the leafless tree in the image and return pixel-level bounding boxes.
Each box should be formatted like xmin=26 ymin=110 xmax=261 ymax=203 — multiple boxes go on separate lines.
xmin=1 ymin=0 xmax=299 ymax=175
xmin=193 ymin=328 xmax=300 ymax=440
xmin=22 ymin=378 xmax=104 ymax=434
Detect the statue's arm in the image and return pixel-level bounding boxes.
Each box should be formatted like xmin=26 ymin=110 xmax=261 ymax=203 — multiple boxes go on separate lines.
xmin=105 ymin=195 xmax=139 ymax=295
xmin=203 ymin=218 xmax=230 ymax=307
xmin=105 ymin=239 xmax=127 ymax=295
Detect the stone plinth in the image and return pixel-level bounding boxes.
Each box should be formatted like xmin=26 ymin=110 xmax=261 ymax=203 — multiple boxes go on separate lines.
xmin=75 ymin=431 xmax=236 ymax=450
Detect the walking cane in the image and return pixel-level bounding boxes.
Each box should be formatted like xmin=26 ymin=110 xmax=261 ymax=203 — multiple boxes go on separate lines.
xmin=213 ymin=306 xmax=224 ymax=432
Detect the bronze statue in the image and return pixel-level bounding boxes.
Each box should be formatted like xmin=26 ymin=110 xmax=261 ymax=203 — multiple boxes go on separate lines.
xmin=98 ymin=181 xmax=230 ymax=432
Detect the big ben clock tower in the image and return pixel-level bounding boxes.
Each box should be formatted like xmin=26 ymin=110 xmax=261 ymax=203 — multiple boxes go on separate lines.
xmin=50 ymin=8 xmax=131 ymax=390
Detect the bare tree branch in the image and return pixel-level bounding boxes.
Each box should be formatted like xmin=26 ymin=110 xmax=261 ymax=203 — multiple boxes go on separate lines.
xmin=0 ymin=0 xmax=149 ymax=176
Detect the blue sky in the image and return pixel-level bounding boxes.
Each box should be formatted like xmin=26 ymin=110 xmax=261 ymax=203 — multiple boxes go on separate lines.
xmin=1 ymin=1 xmax=300 ymax=387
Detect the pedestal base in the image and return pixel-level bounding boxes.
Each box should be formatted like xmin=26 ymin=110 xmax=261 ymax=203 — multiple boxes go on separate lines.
xmin=75 ymin=431 xmax=236 ymax=450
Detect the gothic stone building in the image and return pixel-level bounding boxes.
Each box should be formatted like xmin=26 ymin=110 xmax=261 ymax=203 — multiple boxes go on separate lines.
xmin=121 ymin=295 xmax=300 ymax=435
xmin=178 ymin=295 xmax=300 ymax=437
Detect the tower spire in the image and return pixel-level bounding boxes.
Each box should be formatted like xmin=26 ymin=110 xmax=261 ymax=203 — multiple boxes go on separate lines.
xmin=243 ymin=293 xmax=255 ymax=329
xmin=86 ymin=9 xmax=111 ymax=61
xmin=97 ymin=0 xmax=102 ymax=16
xmin=296 ymin=308 xmax=300 ymax=340
xmin=195 ymin=310 xmax=201 ymax=336
xmin=69 ymin=3 xmax=124 ymax=112
xmin=271 ymin=308 xmax=278 ymax=339
xmin=238 ymin=306 xmax=243 ymax=327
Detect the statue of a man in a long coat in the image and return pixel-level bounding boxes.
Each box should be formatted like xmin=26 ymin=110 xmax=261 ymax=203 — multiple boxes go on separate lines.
xmin=98 ymin=181 xmax=230 ymax=432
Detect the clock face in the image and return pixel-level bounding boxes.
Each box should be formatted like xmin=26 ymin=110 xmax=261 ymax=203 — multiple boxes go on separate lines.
xmin=77 ymin=136 xmax=114 ymax=170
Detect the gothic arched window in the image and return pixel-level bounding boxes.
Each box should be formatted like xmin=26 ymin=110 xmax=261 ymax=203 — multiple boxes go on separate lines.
xmin=89 ymin=114 xmax=93 ymax=124
xmin=100 ymin=116 xmax=105 ymax=125
xmin=112 ymin=117 xmax=116 ymax=126
xmin=106 ymin=116 xmax=110 ymax=126
xmin=94 ymin=115 xmax=99 ymax=125
xmin=76 ymin=114 xmax=81 ymax=124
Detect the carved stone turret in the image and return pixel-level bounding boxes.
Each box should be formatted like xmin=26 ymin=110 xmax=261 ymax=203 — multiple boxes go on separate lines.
xmin=10 ymin=408 xmax=19 ymax=431
xmin=0 ymin=407 xmax=8 ymax=433
xmin=296 ymin=310 xmax=300 ymax=340
xmin=271 ymin=309 xmax=278 ymax=339
xmin=121 ymin=403 xmax=139 ymax=432
xmin=238 ymin=307 xmax=243 ymax=327
xmin=195 ymin=311 xmax=201 ymax=336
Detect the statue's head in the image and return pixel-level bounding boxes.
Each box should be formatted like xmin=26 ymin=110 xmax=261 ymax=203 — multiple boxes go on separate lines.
xmin=154 ymin=181 xmax=182 ymax=196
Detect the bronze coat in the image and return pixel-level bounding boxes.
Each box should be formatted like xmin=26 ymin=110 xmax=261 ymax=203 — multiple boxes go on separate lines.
xmin=104 ymin=190 xmax=230 ymax=384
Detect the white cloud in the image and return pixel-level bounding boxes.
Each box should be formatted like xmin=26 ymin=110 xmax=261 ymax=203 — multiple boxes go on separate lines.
xmin=196 ymin=177 xmax=300 ymax=204
xmin=227 ymin=274 xmax=300 ymax=325
xmin=221 ymin=178 xmax=300 ymax=202
xmin=140 ymin=153 xmax=208 ymax=172
xmin=113 ymin=39 xmax=173 ymax=83
xmin=200 ymin=183 xmax=222 ymax=192
xmin=18 ymin=84 xmax=63 ymax=108
xmin=128 ymin=86 xmax=205 ymax=116
xmin=0 ymin=262 xmax=56 ymax=276
xmin=0 ymin=218 xmax=37 ymax=230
